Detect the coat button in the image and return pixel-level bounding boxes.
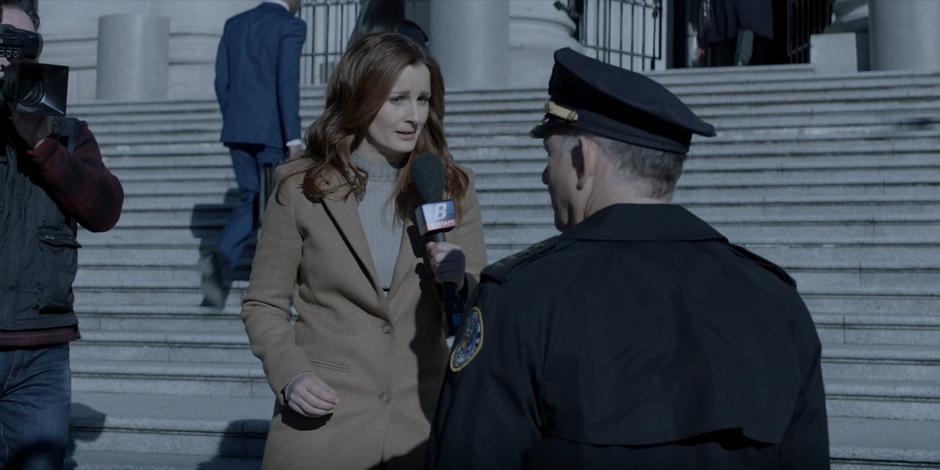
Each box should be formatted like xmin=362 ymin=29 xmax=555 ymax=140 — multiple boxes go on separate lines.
xmin=380 ymin=322 xmax=393 ymax=335
xmin=378 ymin=391 xmax=391 ymax=405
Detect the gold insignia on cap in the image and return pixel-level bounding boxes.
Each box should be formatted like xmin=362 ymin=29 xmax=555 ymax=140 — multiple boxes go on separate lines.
xmin=546 ymin=101 xmax=578 ymax=122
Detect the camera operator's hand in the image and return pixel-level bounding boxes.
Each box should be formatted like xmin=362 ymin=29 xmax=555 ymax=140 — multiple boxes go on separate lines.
xmin=6 ymin=103 xmax=52 ymax=149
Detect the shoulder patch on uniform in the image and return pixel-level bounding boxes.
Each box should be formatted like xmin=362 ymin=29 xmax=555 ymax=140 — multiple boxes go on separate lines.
xmin=450 ymin=307 xmax=484 ymax=372
xmin=730 ymin=243 xmax=797 ymax=287
xmin=481 ymin=235 xmax=561 ymax=283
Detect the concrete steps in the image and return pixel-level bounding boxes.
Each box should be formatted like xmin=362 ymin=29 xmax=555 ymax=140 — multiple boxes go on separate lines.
xmin=815 ymin=313 xmax=940 ymax=346
xmin=72 ymin=361 xmax=268 ymax=398
xmin=70 ymin=392 xmax=268 ymax=459
xmin=829 ymin=417 xmax=940 ymax=469
xmin=76 ymin=305 xmax=246 ymax=334
xmin=805 ymin=295 xmax=940 ymax=319
xmin=827 ymin=379 xmax=940 ymax=421
xmin=72 ymin=331 xmax=255 ymax=364
xmin=69 ymin=450 xmax=261 ymax=470
xmin=73 ymin=284 xmax=247 ymax=307
xmin=822 ymin=345 xmax=940 ymax=384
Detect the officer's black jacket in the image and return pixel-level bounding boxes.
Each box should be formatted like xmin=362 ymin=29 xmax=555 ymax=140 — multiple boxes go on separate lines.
xmin=428 ymin=204 xmax=829 ymax=469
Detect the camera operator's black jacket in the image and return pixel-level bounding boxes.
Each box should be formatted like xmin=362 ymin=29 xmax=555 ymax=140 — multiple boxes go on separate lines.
xmin=429 ymin=203 xmax=830 ymax=470
xmin=0 ymin=119 xmax=122 ymax=331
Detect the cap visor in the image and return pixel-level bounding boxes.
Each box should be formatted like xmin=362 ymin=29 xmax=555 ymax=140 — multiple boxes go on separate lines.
xmin=529 ymin=117 xmax=567 ymax=138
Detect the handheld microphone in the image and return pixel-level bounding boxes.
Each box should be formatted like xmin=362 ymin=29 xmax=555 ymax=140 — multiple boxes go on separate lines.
xmin=411 ymin=154 xmax=456 ymax=239
xmin=411 ymin=154 xmax=464 ymax=334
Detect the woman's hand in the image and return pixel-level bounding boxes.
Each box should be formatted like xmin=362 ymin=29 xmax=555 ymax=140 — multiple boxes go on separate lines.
xmin=283 ymin=371 xmax=338 ymax=417
xmin=426 ymin=241 xmax=466 ymax=290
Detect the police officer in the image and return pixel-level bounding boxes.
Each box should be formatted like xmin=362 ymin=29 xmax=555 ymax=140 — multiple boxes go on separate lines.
xmin=427 ymin=48 xmax=829 ymax=469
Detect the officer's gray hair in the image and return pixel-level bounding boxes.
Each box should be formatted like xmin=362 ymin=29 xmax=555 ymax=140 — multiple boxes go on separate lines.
xmin=562 ymin=132 xmax=686 ymax=199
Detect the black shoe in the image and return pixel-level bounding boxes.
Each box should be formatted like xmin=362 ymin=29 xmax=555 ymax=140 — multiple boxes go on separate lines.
xmin=200 ymin=252 xmax=227 ymax=308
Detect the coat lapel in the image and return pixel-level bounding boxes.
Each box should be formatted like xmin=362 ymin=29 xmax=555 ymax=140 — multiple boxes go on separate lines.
xmin=387 ymin=222 xmax=422 ymax=300
xmin=317 ymin=172 xmax=424 ymax=309
xmin=319 ymin=178 xmax=382 ymax=299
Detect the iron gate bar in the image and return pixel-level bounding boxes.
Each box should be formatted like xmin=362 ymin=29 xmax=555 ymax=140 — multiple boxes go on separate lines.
xmin=301 ymin=0 xmax=360 ymax=85
xmin=574 ymin=0 xmax=663 ymax=72
xmin=787 ymin=0 xmax=833 ymax=64
xmin=302 ymin=0 xmax=665 ymax=83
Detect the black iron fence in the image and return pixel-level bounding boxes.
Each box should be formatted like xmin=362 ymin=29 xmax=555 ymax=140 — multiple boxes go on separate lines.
xmin=301 ymin=0 xmax=666 ymax=81
xmin=568 ymin=0 xmax=664 ymax=71
xmin=787 ymin=0 xmax=833 ymax=63
xmin=300 ymin=0 xmax=360 ymax=85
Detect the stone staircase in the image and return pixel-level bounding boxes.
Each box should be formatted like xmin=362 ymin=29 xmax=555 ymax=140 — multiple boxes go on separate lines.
xmin=65 ymin=63 xmax=940 ymax=468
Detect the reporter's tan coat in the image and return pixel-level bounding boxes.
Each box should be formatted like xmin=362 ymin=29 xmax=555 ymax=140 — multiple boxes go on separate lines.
xmin=242 ymin=159 xmax=488 ymax=470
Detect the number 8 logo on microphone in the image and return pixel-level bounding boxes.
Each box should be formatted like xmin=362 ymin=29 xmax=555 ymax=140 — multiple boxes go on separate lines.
xmin=433 ymin=202 xmax=448 ymax=221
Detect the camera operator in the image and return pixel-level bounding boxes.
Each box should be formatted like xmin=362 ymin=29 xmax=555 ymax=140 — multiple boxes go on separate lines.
xmin=0 ymin=1 xmax=123 ymax=468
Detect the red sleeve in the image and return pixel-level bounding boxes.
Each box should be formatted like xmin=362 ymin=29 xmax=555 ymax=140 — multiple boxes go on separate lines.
xmin=27 ymin=121 xmax=124 ymax=232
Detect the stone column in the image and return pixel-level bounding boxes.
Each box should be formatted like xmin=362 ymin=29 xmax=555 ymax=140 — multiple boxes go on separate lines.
xmin=96 ymin=14 xmax=170 ymax=100
xmin=509 ymin=0 xmax=581 ymax=87
xmin=42 ymin=0 xmax=255 ymax=101
xmin=148 ymin=0 xmax=258 ymax=99
xmin=429 ymin=0 xmax=509 ymax=90
xmin=869 ymin=0 xmax=940 ymax=71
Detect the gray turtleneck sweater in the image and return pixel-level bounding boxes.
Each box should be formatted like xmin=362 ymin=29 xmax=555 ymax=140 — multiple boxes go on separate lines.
xmin=352 ymin=153 xmax=402 ymax=292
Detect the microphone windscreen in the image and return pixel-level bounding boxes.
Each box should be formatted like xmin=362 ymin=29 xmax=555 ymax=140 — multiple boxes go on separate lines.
xmin=411 ymin=153 xmax=446 ymax=203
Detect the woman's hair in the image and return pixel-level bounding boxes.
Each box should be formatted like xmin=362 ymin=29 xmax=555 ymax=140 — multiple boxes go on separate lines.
xmin=294 ymin=32 xmax=469 ymax=221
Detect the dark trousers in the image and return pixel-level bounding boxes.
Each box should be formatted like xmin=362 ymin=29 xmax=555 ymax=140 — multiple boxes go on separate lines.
xmin=706 ymin=31 xmax=775 ymax=66
xmin=0 ymin=344 xmax=71 ymax=470
xmin=216 ymin=143 xmax=284 ymax=272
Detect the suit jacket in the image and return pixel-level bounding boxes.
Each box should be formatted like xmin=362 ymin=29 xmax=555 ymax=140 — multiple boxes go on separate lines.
xmin=242 ymin=159 xmax=488 ymax=469
xmin=215 ymin=2 xmax=306 ymax=148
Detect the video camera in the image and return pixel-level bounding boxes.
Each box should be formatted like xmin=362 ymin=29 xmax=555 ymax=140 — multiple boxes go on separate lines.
xmin=0 ymin=24 xmax=68 ymax=116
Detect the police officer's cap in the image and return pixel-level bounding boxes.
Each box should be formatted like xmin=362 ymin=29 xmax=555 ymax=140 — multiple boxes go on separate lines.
xmin=530 ymin=48 xmax=716 ymax=154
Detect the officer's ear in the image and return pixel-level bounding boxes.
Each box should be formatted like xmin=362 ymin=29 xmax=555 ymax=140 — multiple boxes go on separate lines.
xmin=574 ymin=135 xmax=601 ymax=190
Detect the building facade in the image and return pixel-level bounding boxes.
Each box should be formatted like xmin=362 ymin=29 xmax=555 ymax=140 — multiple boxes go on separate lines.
xmin=37 ymin=0 xmax=940 ymax=102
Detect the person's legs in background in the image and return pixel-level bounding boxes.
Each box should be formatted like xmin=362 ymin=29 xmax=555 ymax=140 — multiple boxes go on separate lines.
xmin=735 ymin=30 xmax=754 ymax=65
xmin=202 ymin=143 xmax=262 ymax=307
xmin=217 ymin=144 xmax=264 ymax=270
xmin=255 ymin=146 xmax=286 ymax=225
xmin=0 ymin=345 xmax=71 ymax=470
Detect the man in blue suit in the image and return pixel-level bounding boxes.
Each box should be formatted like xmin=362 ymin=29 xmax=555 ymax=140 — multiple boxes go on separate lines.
xmin=205 ymin=0 xmax=306 ymax=307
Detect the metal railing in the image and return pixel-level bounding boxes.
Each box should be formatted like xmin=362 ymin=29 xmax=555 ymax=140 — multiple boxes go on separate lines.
xmin=787 ymin=0 xmax=833 ymax=63
xmin=570 ymin=0 xmax=664 ymax=71
xmin=300 ymin=0 xmax=360 ymax=85
xmin=300 ymin=0 xmax=666 ymax=82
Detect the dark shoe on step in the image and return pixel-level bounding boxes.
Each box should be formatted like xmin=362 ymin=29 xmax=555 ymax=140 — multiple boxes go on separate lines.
xmin=200 ymin=252 xmax=227 ymax=308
